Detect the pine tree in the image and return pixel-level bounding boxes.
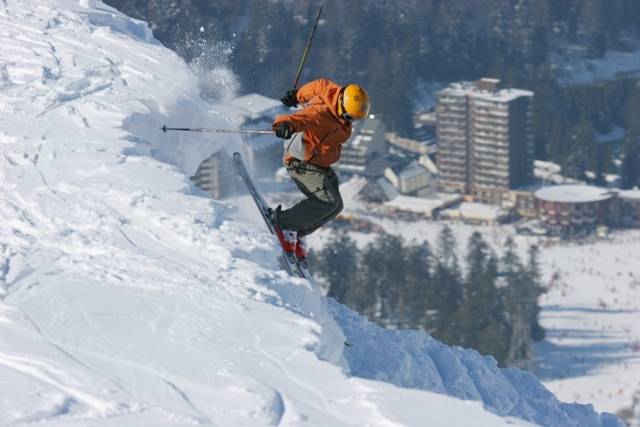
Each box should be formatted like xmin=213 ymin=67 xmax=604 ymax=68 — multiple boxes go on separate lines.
xmin=577 ymin=0 xmax=608 ymax=58
xmin=431 ymin=226 xmax=464 ymax=343
xmin=404 ymin=241 xmax=434 ymax=329
xmin=359 ymin=233 xmax=406 ymax=326
xmin=525 ymin=244 xmax=547 ymax=341
xmin=563 ymin=119 xmax=596 ymax=180
xmin=458 ymin=232 xmax=510 ymax=364
xmin=319 ymin=232 xmax=359 ymax=304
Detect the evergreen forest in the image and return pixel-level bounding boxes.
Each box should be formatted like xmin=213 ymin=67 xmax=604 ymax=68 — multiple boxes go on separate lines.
xmin=310 ymin=227 xmax=546 ymax=367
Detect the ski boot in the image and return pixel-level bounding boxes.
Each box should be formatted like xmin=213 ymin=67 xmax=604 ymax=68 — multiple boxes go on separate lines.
xmin=295 ymin=234 xmax=307 ymax=260
xmin=270 ymin=206 xmax=298 ymax=263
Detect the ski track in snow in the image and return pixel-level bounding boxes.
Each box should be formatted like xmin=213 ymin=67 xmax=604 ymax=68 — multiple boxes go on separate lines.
xmin=0 ymin=1 xmax=627 ymax=426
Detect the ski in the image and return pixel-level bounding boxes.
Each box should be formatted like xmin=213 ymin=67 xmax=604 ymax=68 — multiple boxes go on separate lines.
xmin=233 ymin=152 xmax=311 ymax=280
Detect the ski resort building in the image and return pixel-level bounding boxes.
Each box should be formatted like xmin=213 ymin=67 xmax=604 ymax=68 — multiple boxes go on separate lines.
xmin=534 ymin=184 xmax=613 ymax=234
xmin=436 ymin=78 xmax=534 ymax=205
xmin=618 ymin=189 xmax=640 ymax=227
xmin=336 ymin=117 xmax=387 ymax=177
xmin=441 ymin=202 xmax=510 ymax=225
xmin=191 ymin=150 xmax=236 ymax=199
xmin=384 ymin=155 xmax=438 ymax=196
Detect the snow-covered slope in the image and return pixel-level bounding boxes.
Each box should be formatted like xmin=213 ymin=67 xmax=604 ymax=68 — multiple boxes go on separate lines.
xmin=0 ymin=1 xmax=625 ymax=426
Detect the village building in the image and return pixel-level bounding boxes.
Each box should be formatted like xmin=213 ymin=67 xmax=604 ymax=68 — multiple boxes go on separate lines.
xmin=384 ymin=155 xmax=437 ymax=197
xmin=441 ymin=202 xmax=510 ymax=225
xmin=534 ymin=184 xmax=614 ymax=234
xmin=617 ymin=189 xmax=640 ymax=228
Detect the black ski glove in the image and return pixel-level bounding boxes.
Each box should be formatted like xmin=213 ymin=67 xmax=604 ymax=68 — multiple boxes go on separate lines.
xmin=274 ymin=122 xmax=294 ymax=139
xmin=281 ymin=89 xmax=298 ymax=108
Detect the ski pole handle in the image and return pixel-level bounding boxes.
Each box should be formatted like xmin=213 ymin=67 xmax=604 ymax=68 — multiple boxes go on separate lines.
xmin=162 ymin=125 xmax=275 ymax=135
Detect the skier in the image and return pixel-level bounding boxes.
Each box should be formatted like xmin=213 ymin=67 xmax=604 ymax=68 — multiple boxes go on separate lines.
xmin=270 ymin=78 xmax=370 ymax=260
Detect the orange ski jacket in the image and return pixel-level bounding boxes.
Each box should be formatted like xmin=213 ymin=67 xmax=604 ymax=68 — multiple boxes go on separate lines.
xmin=273 ymin=78 xmax=353 ymax=168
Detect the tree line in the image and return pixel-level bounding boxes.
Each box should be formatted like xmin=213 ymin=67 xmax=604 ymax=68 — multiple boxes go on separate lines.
xmin=310 ymin=227 xmax=546 ymax=367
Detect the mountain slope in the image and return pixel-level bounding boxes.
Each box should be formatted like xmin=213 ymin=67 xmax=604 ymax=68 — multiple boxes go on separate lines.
xmin=0 ymin=1 xmax=624 ymax=426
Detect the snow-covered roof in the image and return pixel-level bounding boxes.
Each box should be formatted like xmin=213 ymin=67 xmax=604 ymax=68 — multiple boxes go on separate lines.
xmin=384 ymin=193 xmax=462 ymax=215
xmin=419 ymin=155 xmax=438 ymax=174
xmin=619 ymin=189 xmax=640 ymax=200
xmin=534 ymin=185 xmax=613 ymax=203
xmin=388 ymin=160 xmax=429 ymax=180
xmin=229 ymin=93 xmax=282 ymax=118
xmin=377 ymin=176 xmax=400 ymax=200
xmin=472 ymin=88 xmax=534 ymax=103
xmin=338 ymin=175 xmax=369 ymax=201
xmin=439 ymin=81 xmax=532 ymax=103
xmin=443 ymin=202 xmax=508 ymax=221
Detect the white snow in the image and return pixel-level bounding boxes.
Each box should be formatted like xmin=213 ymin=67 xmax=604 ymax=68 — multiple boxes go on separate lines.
xmin=620 ymin=189 xmax=640 ymax=201
xmin=384 ymin=193 xmax=462 ymax=216
xmin=535 ymin=185 xmax=613 ymax=204
xmin=442 ymin=202 xmax=508 ymax=222
xmin=0 ymin=1 xmax=626 ymax=426
xmin=535 ymin=233 xmax=640 ymax=417
xmin=439 ymin=81 xmax=533 ymax=103
xmin=230 ymin=93 xmax=283 ymax=119
xmin=473 ymin=88 xmax=535 ymax=103
xmin=552 ymin=45 xmax=640 ymax=86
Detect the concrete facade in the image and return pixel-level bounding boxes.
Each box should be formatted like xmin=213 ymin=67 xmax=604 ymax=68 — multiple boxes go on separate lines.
xmin=436 ymin=78 xmax=534 ymax=205
xmin=336 ymin=117 xmax=387 ymax=177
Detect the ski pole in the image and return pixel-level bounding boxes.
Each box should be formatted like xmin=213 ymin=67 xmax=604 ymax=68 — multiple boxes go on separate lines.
xmin=162 ymin=125 xmax=275 ymax=135
xmin=292 ymin=2 xmax=324 ymax=90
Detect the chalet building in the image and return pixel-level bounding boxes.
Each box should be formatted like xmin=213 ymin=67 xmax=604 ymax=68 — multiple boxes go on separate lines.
xmin=436 ymin=78 xmax=534 ymax=205
xmin=384 ymin=155 xmax=437 ymax=197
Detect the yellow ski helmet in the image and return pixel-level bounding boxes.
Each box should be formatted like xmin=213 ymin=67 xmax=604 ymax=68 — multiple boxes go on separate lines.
xmin=340 ymin=83 xmax=370 ymax=121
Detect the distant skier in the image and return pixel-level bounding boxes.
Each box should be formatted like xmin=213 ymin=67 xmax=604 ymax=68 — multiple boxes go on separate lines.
xmin=271 ymin=78 xmax=370 ymax=260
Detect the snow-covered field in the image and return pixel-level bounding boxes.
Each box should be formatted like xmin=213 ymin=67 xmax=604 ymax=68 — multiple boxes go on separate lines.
xmin=536 ymin=234 xmax=640 ymax=417
xmin=0 ymin=1 xmax=628 ymax=426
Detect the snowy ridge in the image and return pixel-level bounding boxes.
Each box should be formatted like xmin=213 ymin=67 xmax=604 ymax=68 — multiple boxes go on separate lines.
xmin=331 ymin=302 xmax=623 ymax=427
xmin=0 ymin=1 xmax=624 ymax=426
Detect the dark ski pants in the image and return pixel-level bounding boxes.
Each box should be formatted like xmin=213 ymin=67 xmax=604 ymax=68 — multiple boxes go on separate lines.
xmin=277 ymin=159 xmax=343 ymax=237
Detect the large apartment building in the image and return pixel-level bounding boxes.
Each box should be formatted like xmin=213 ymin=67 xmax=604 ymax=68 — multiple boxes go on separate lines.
xmin=336 ymin=117 xmax=387 ymax=177
xmin=436 ymin=78 xmax=534 ymax=205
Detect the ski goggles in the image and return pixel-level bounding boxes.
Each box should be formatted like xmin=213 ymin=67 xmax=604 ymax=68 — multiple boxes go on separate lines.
xmin=342 ymin=112 xmax=355 ymax=122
